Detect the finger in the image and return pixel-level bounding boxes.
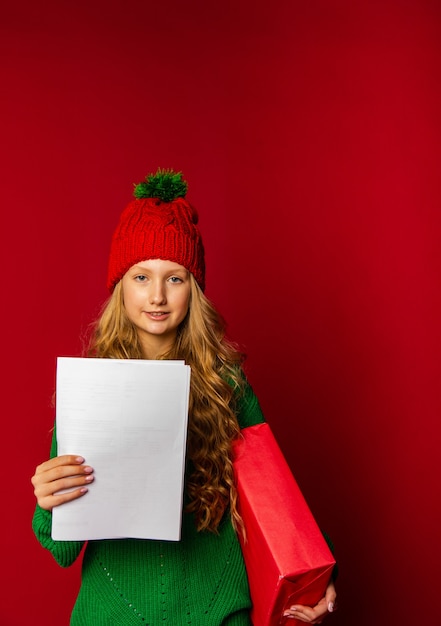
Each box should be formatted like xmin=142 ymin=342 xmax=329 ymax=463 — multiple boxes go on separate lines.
xmin=33 ymin=455 xmax=86 ymax=476
xmin=34 ymin=471 xmax=94 ymax=499
xmin=283 ymin=610 xmax=309 ymax=622
xmin=283 ymin=607 xmax=313 ymax=622
xmin=283 ymin=611 xmax=322 ymax=623
xmin=32 ymin=461 xmax=93 ymax=491
xmin=284 ymin=612 xmax=322 ymax=624
xmin=44 ymin=463 xmax=93 ymax=485
xmin=284 ymin=602 xmax=327 ymax=622
xmin=39 ymin=485 xmax=90 ymax=511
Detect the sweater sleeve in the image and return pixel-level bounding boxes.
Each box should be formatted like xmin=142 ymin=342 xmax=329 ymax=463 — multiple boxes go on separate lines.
xmin=322 ymin=530 xmax=339 ymax=581
xmin=31 ymin=426 xmax=85 ymax=568
xmin=236 ymin=379 xmax=266 ymax=429
xmin=32 ymin=504 xmax=84 ymax=568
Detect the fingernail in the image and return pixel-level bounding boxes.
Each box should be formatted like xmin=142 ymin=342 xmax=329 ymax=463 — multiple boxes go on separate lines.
xmin=83 ymin=466 xmax=94 ymax=473
xmin=84 ymin=474 xmax=94 ymax=482
xmin=283 ymin=609 xmax=296 ymax=615
xmin=328 ymin=601 xmax=334 ymax=612
xmin=76 ymin=456 xmax=85 ymax=463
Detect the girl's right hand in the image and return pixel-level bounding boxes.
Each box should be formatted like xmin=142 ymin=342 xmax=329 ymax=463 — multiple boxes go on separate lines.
xmin=31 ymin=455 xmax=94 ymax=511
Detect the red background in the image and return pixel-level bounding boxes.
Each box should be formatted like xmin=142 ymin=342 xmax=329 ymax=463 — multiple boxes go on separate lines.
xmin=2 ymin=2 xmax=440 ymax=625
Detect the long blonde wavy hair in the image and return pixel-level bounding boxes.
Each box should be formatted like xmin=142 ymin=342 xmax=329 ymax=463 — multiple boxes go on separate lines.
xmin=84 ymin=274 xmax=245 ymax=533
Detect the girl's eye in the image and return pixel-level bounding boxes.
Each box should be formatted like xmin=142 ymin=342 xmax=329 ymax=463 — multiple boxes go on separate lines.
xmin=135 ymin=275 xmax=147 ymax=282
xmin=169 ymin=276 xmax=183 ymax=284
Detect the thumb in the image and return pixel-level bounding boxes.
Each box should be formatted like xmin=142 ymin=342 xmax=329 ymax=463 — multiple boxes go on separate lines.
xmin=325 ymin=581 xmax=337 ymax=613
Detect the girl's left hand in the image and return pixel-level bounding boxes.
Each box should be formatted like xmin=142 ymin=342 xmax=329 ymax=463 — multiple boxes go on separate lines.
xmin=283 ymin=580 xmax=337 ymax=623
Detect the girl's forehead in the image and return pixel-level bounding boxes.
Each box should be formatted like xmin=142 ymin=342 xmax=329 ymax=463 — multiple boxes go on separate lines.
xmin=131 ymin=259 xmax=188 ymax=271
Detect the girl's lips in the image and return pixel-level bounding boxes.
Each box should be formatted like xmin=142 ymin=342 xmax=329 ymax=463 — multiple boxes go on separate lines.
xmin=145 ymin=311 xmax=169 ymax=320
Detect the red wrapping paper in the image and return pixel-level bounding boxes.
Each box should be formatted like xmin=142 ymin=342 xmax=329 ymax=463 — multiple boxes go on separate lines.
xmin=233 ymin=423 xmax=335 ymax=626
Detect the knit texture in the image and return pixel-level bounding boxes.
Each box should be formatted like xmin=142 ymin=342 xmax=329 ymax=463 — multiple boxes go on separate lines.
xmin=107 ymin=196 xmax=205 ymax=292
xmin=32 ymin=381 xmax=265 ymax=625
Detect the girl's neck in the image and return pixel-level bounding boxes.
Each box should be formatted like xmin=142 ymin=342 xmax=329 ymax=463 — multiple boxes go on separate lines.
xmin=139 ymin=333 xmax=176 ymax=360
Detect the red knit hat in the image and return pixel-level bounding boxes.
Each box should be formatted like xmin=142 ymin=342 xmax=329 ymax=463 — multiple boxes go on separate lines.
xmin=107 ymin=169 xmax=205 ymax=292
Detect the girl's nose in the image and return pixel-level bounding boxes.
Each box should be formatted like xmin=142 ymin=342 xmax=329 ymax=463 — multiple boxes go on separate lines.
xmin=149 ymin=281 xmax=166 ymax=305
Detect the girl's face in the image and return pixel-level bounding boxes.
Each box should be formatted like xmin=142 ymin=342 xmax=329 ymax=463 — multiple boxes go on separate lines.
xmin=122 ymin=259 xmax=191 ymax=358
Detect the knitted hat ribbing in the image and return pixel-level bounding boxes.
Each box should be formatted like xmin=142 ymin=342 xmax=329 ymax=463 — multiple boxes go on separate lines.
xmin=107 ymin=170 xmax=205 ymax=292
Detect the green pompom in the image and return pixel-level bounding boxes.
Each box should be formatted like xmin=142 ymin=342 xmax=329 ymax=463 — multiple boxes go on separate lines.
xmin=133 ymin=168 xmax=188 ymax=202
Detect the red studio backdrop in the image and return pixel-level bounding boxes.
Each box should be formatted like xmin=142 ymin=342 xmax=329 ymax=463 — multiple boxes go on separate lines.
xmin=2 ymin=2 xmax=440 ymax=625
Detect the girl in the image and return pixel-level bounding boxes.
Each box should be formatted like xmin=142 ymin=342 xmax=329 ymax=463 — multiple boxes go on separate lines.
xmin=32 ymin=169 xmax=336 ymax=625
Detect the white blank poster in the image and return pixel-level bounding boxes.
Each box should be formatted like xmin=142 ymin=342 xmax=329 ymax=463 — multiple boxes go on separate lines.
xmin=52 ymin=357 xmax=191 ymax=542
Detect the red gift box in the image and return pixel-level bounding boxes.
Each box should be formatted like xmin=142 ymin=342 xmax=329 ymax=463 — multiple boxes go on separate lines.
xmin=233 ymin=423 xmax=335 ymax=626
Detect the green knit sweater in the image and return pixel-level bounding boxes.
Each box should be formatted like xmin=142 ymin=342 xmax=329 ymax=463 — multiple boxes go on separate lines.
xmin=32 ymin=382 xmax=265 ymax=625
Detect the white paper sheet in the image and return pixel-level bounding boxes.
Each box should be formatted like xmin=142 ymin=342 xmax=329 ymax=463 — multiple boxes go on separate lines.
xmin=52 ymin=357 xmax=191 ymax=542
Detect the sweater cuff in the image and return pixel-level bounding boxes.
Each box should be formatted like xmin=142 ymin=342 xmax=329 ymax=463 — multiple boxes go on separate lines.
xmin=32 ymin=504 xmax=53 ymax=541
xmin=32 ymin=504 xmax=84 ymax=568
